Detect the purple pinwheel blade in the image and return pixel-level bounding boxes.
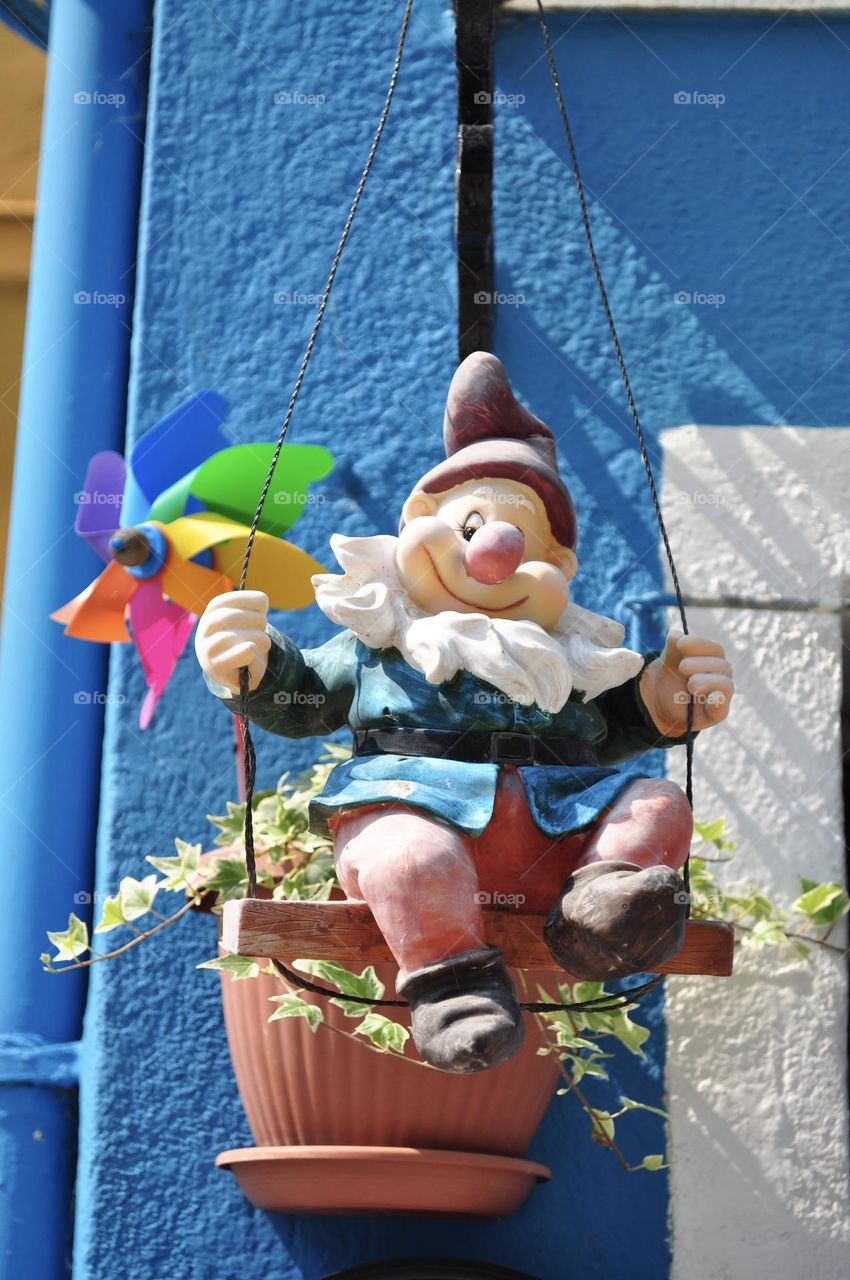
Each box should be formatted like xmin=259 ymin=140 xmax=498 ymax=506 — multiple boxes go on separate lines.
xmin=75 ymin=451 xmax=126 ymax=561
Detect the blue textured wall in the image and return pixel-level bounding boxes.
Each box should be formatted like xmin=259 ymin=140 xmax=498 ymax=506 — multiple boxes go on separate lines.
xmin=72 ymin=5 xmax=850 ymax=1279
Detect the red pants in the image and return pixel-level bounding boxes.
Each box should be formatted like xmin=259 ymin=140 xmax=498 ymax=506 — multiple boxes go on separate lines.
xmin=330 ymin=766 xmax=691 ymax=981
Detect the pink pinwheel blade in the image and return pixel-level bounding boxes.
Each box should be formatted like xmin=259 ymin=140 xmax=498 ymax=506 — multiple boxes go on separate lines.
xmin=75 ymin=451 xmax=126 ymax=561
xmin=128 ymin=579 xmax=196 ymax=728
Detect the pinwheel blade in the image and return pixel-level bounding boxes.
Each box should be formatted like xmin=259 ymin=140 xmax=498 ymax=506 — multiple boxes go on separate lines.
xmin=213 ymin=531 xmax=324 ymax=611
xmin=156 ymin=513 xmax=247 ymax=562
xmin=121 ymin=390 xmax=229 ymax=526
xmin=158 ymin=555 xmax=231 ymax=614
xmin=50 ymin=560 xmax=135 ymax=642
xmin=128 ymin=579 xmax=196 ymax=729
xmin=75 ymin=451 xmax=126 ymax=561
xmin=163 ymin=513 xmax=323 ymax=610
xmin=147 ymin=442 xmax=334 ymax=535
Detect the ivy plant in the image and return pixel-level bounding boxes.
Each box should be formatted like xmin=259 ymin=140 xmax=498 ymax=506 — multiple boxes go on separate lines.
xmin=43 ymin=745 xmax=848 ymax=1170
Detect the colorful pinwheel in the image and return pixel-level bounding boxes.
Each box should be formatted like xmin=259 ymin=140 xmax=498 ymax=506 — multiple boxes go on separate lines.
xmin=52 ymin=391 xmax=333 ymax=727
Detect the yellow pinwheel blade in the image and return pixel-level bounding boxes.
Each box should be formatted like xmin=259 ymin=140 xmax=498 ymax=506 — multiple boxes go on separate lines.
xmin=158 ymin=556 xmax=232 ymax=614
xmin=213 ymin=532 xmax=323 ymax=611
xmin=162 ymin=513 xmax=323 ymax=611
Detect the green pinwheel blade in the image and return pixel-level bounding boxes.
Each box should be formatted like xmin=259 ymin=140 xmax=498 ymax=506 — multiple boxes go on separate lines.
xmin=147 ymin=443 xmax=334 ymax=535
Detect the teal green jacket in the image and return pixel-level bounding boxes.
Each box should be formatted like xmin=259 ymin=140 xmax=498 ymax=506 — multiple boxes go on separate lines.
xmin=210 ymin=626 xmax=686 ymax=838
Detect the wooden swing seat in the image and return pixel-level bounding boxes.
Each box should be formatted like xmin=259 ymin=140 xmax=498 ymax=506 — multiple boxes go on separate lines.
xmin=222 ymin=898 xmax=734 ymax=977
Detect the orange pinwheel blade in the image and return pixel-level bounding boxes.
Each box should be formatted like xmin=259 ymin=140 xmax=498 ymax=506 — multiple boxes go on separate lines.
xmin=158 ymin=555 xmax=231 ymax=613
xmin=50 ymin=560 xmax=136 ymax=642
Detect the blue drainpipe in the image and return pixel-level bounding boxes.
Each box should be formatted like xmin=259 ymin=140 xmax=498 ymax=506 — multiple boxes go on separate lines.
xmin=0 ymin=2 xmax=151 ymax=1276
xmin=0 ymin=2 xmax=51 ymax=50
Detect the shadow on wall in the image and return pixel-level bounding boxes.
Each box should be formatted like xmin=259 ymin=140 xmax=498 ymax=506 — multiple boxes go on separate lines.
xmin=494 ymin=13 xmax=850 ymax=432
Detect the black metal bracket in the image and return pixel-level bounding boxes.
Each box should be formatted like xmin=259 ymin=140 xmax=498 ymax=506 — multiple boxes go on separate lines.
xmin=455 ymin=0 xmax=495 ymax=362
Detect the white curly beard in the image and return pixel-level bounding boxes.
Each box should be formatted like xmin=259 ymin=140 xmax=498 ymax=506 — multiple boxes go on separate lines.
xmin=311 ymin=533 xmax=643 ymax=715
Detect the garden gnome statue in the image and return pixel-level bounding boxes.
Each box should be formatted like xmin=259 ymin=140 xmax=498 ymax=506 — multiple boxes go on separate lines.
xmin=196 ymin=353 xmax=734 ymax=1075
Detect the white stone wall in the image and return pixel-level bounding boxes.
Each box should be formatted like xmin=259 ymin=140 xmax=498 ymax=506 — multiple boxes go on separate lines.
xmin=505 ymin=1 xmax=850 ymax=11
xmin=661 ymin=426 xmax=849 ymax=1279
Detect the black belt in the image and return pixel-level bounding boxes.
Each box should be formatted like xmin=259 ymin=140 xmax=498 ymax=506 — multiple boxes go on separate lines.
xmin=352 ymin=726 xmax=599 ymax=767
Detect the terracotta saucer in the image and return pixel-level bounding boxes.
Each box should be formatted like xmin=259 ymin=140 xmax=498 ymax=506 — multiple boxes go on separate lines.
xmin=216 ymin=1145 xmax=550 ymax=1218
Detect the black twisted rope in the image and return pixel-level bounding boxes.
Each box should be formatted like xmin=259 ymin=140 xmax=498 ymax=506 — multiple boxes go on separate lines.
xmin=534 ymin=0 xmax=695 ymax=893
xmin=270 ymin=957 xmax=663 ymax=1015
xmin=233 ymin=0 xmax=693 ymax=1019
xmin=237 ymin=0 xmax=413 ymax=902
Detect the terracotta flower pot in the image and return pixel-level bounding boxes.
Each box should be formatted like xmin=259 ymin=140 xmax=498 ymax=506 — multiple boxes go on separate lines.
xmin=216 ymin=962 xmax=559 ymax=1217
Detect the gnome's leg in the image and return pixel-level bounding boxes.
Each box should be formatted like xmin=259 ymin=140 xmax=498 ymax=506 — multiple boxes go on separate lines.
xmin=332 ymin=805 xmax=486 ymax=980
xmin=578 ymin=778 xmax=693 ymax=871
xmin=544 ymin=779 xmax=692 ymax=981
xmin=332 ymin=805 xmax=524 ymax=1074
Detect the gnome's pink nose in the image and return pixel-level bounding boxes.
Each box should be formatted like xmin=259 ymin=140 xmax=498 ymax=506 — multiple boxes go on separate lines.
xmin=464 ymin=521 xmax=525 ymax=584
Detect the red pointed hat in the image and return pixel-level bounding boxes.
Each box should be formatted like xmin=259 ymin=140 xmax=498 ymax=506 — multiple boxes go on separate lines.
xmin=410 ymin=352 xmax=577 ymax=549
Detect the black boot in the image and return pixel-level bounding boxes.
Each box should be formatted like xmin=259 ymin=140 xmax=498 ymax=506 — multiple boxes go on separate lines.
xmin=544 ymin=860 xmax=688 ymax=982
xmin=397 ymin=946 xmax=524 ymax=1074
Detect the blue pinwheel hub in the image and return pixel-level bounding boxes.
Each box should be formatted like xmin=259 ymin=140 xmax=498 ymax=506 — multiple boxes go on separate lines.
xmin=108 ymin=523 xmax=169 ymax=579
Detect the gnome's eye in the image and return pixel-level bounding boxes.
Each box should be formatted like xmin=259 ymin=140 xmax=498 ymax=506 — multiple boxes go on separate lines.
xmin=461 ymin=511 xmax=485 ymax=541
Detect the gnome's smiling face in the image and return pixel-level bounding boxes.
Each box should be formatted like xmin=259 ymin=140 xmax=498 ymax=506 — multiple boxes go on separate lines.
xmin=394 ymin=352 xmax=580 ymax=633
xmin=396 ymin=476 xmax=577 ymax=630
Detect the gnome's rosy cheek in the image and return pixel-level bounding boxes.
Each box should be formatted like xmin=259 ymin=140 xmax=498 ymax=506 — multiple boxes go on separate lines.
xmin=397 ymin=513 xmax=455 ymax=556
xmin=521 ymin=562 xmax=571 ymax=629
xmin=396 ymin=515 xmax=461 ymax=593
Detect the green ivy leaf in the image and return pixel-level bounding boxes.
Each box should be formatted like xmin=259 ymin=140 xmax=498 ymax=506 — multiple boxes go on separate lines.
xmin=197 ymin=954 xmax=261 ymax=980
xmin=207 ymin=800 xmax=248 ymax=847
xmin=293 ymin=959 xmax=385 ymax=1002
xmin=565 ymin=1036 xmax=600 ymax=1054
xmin=568 ymin=981 xmax=606 ymax=1004
xmin=119 ymin=874 xmax=159 ymax=922
xmin=203 ymin=857 xmax=249 ymax=902
xmin=747 ymin=919 xmax=792 ymax=949
xmin=254 ymin=793 xmax=280 ymax=822
xmin=47 ymin=913 xmax=89 ymax=962
xmin=329 ymin=998 xmax=371 ymax=1018
xmin=299 ymin=848 xmax=335 ymax=885
xmin=94 ymin=893 xmax=126 ymax=935
xmin=641 ymin=1154 xmax=666 ymax=1172
xmin=277 ymin=860 xmax=335 ymax=902
xmin=146 ymin=839 xmax=201 ymax=890
xmin=589 ymin=1109 xmax=616 ymax=1145
xmin=536 ymin=981 xmax=650 ymax=1057
xmin=569 ymin=1055 xmax=609 ymax=1084
xmin=582 ymin=1006 xmax=650 ymax=1058
xmin=354 ymin=1013 xmax=409 ymax=1055
xmin=792 ymin=881 xmax=849 ymax=927
xmin=620 ymin=1095 xmax=669 ymax=1121
xmin=692 ymin=817 xmax=735 ymax=851
xmin=268 ymin=993 xmax=323 ymax=1031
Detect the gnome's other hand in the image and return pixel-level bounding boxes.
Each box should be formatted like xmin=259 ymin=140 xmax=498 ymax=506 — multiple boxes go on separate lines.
xmin=640 ymin=630 xmax=734 ymax=737
xmin=195 ymin=590 xmax=271 ymax=694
